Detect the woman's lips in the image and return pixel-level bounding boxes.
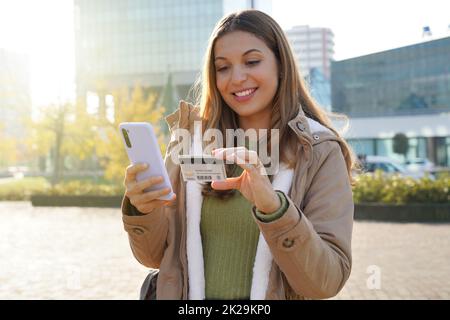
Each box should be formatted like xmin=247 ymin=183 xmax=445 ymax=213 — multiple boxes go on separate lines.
xmin=232 ymin=88 xmax=257 ymax=102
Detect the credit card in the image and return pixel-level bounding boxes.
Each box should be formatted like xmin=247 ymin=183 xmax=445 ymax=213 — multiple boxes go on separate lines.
xmin=178 ymin=155 xmax=227 ymax=182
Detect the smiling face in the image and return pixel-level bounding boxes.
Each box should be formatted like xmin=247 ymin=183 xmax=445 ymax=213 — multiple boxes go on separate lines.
xmin=213 ymin=31 xmax=279 ymax=125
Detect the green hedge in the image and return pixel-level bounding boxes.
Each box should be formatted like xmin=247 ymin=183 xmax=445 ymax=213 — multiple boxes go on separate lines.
xmin=38 ymin=180 xmax=125 ymax=196
xmin=1 ymin=172 xmax=449 ymax=204
xmin=353 ymin=171 xmax=450 ymax=204
xmin=0 ymin=178 xmax=124 ymax=201
xmin=0 ymin=177 xmax=51 ymax=201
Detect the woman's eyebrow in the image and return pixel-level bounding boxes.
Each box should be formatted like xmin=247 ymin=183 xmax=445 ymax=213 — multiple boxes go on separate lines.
xmin=214 ymin=48 xmax=263 ymax=61
xmin=242 ymin=48 xmax=262 ymax=56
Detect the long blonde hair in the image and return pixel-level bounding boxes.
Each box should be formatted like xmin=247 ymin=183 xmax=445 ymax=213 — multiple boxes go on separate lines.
xmin=193 ymin=10 xmax=357 ymax=197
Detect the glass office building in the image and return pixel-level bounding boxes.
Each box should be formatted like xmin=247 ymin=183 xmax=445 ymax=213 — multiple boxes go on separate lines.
xmin=305 ymin=67 xmax=331 ymax=111
xmin=331 ymin=36 xmax=450 ymax=117
xmin=75 ymin=0 xmax=223 ymax=104
xmin=344 ymin=115 xmax=450 ymax=167
xmin=331 ymin=37 xmax=450 ymax=167
xmin=74 ymin=0 xmax=272 ymax=113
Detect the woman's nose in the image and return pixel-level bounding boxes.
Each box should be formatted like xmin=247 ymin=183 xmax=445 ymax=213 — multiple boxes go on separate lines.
xmin=231 ymin=66 xmax=247 ymax=84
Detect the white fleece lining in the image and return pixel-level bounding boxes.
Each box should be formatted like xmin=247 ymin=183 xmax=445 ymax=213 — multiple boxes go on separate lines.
xmin=186 ymin=179 xmax=205 ymax=300
xmin=186 ymin=123 xmax=206 ymax=300
xmin=307 ymin=118 xmax=333 ymax=135
xmin=186 ymin=166 xmax=294 ymax=300
xmin=186 ymin=118 xmax=328 ymax=299
xmin=250 ymin=165 xmax=294 ymax=299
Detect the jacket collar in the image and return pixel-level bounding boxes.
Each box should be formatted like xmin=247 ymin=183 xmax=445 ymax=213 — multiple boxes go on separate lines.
xmin=287 ymin=106 xmax=338 ymax=146
xmin=165 ymin=100 xmax=201 ymax=134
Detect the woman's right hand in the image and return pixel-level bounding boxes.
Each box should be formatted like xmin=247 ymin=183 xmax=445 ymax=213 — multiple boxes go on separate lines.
xmin=124 ymin=163 xmax=176 ymax=215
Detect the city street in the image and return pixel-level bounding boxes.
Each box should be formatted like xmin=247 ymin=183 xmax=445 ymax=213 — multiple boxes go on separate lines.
xmin=0 ymin=201 xmax=449 ymax=300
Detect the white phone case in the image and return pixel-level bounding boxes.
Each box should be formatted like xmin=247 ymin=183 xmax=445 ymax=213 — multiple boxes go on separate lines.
xmin=119 ymin=122 xmax=174 ymax=200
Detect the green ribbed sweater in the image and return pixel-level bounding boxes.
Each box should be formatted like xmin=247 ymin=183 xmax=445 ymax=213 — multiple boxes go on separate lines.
xmin=200 ymin=165 xmax=287 ymax=300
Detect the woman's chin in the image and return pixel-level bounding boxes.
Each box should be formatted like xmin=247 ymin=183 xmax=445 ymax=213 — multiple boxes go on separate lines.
xmin=229 ymin=104 xmax=260 ymax=117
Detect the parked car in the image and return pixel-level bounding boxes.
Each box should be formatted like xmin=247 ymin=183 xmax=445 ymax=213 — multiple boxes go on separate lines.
xmin=7 ymin=166 xmax=29 ymax=179
xmin=404 ymin=158 xmax=435 ymax=174
xmin=360 ymin=155 xmax=433 ymax=179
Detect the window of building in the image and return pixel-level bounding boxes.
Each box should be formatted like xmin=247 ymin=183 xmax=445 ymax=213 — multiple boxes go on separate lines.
xmin=436 ymin=137 xmax=449 ymax=167
xmin=348 ymin=139 xmax=375 ymax=157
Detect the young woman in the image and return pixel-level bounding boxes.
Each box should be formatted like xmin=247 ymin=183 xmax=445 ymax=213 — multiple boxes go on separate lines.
xmin=121 ymin=10 xmax=355 ymax=300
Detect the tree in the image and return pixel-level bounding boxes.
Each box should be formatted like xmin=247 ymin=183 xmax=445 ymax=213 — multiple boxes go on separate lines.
xmin=25 ymin=104 xmax=69 ymax=184
xmin=0 ymin=122 xmax=19 ymax=168
xmin=25 ymin=102 xmax=97 ymax=185
xmin=393 ymin=133 xmax=409 ymax=162
xmin=158 ymin=72 xmax=178 ymax=135
xmin=24 ymin=85 xmax=167 ymax=186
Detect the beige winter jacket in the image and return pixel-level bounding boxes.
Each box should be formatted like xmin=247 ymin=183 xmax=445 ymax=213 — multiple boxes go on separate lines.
xmin=121 ymin=101 xmax=354 ymax=300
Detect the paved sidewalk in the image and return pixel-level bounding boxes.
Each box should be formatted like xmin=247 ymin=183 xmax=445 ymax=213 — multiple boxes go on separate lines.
xmin=333 ymin=220 xmax=450 ymax=299
xmin=0 ymin=202 xmax=448 ymax=299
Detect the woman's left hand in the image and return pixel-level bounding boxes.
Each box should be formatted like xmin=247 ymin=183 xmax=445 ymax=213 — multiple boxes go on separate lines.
xmin=211 ymin=147 xmax=281 ymax=214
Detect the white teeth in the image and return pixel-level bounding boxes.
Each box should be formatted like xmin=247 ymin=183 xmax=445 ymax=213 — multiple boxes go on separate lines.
xmin=235 ymin=88 xmax=255 ymax=97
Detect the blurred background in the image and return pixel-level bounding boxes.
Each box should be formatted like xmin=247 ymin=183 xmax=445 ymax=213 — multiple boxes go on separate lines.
xmin=0 ymin=0 xmax=449 ymax=300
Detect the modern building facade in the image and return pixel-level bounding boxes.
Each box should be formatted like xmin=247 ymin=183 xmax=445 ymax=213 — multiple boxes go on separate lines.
xmin=285 ymin=25 xmax=335 ymax=80
xmin=305 ymin=67 xmax=331 ymax=111
xmin=331 ymin=36 xmax=450 ymax=118
xmin=331 ymin=37 xmax=450 ymax=167
xmin=74 ymin=0 xmax=272 ymax=115
xmin=343 ymin=114 xmax=450 ymax=167
xmin=0 ymin=49 xmax=31 ymax=138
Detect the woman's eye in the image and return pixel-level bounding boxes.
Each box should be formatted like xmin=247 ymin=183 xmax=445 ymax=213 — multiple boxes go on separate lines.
xmin=247 ymin=60 xmax=260 ymax=66
xmin=216 ymin=66 xmax=228 ymax=72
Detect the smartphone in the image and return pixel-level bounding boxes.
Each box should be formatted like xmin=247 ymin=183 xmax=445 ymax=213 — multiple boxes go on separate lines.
xmin=119 ymin=122 xmax=174 ymax=201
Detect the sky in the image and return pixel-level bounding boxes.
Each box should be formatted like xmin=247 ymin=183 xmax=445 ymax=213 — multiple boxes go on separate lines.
xmin=272 ymin=0 xmax=450 ymax=60
xmin=0 ymin=0 xmax=75 ymax=108
xmin=0 ymin=0 xmax=449 ymax=108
